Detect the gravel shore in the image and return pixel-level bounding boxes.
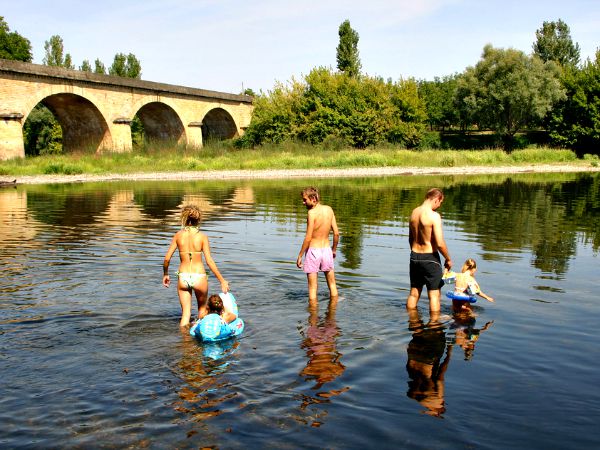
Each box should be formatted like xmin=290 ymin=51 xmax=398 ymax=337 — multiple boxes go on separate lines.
xmin=1 ymin=163 xmax=599 ymax=185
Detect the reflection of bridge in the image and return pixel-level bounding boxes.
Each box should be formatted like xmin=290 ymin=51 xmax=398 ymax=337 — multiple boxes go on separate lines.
xmin=0 ymin=59 xmax=253 ymax=160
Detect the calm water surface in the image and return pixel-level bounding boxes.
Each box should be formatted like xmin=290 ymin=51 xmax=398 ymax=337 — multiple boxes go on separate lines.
xmin=1 ymin=173 xmax=599 ymax=449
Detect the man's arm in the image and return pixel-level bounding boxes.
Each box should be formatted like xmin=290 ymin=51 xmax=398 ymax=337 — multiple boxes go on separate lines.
xmin=331 ymin=211 xmax=339 ymax=258
xmin=432 ymin=212 xmax=452 ymax=270
xmin=296 ymin=212 xmax=315 ymax=268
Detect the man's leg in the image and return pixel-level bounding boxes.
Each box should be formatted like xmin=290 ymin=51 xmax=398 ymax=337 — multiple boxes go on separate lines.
xmin=407 ymin=286 xmax=422 ymax=309
xmin=307 ymin=272 xmax=318 ymax=302
xmin=427 ymin=289 xmax=441 ymax=313
xmin=324 ymin=270 xmax=338 ymax=299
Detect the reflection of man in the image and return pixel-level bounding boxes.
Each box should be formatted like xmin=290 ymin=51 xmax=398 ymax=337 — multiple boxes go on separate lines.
xmin=406 ymin=188 xmax=452 ymax=313
xmin=406 ymin=310 xmax=451 ymax=417
xmin=300 ymin=298 xmax=345 ymax=390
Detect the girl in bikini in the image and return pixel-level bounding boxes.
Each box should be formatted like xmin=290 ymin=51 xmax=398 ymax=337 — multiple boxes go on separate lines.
xmin=452 ymin=258 xmax=494 ymax=313
xmin=163 ymin=205 xmax=229 ymax=327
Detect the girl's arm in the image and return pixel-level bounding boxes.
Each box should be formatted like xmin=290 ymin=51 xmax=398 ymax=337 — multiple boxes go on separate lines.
xmin=478 ymin=291 xmax=494 ymax=303
xmin=162 ymin=235 xmax=178 ymax=287
xmin=202 ymin=235 xmax=229 ymax=293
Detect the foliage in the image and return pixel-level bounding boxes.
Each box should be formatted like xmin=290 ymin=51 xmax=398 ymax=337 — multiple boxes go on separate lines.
xmin=547 ymin=52 xmax=600 ymax=155
xmin=23 ymin=105 xmax=63 ymax=156
xmin=533 ymin=19 xmax=580 ymax=68
xmin=336 ymin=20 xmax=361 ymax=77
xmin=43 ymin=35 xmax=73 ymax=68
xmin=80 ymin=59 xmax=92 ymax=72
xmin=0 ymin=16 xmax=32 ymax=61
xmin=94 ymin=58 xmax=106 ymax=74
xmin=455 ymin=45 xmax=566 ymax=150
xmin=0 ymin=142 xmax=584 ymax=177
xmin=109 ymin=53 xmax=142 ymax=79
xmin=238 ymin=68 xmax=426 ymax=149
xmin=418 ymin=75 xmax=460 ymax=130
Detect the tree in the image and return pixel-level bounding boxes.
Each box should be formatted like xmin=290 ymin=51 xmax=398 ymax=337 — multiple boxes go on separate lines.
xmin=109 ymin=52 xmax=142 ymax=78
xmin=43 ymin=35 xmax=74 ymax=68
xmin=533 ymin=19 xmax=581 ymax=68
xmin=548 ymin=51 xmax=600 ymax=155
xmin=80 ymin=59 xmax=92 ymax=72
xmin=94 ymin=58 xmax=106 ymax=74
xmin=336 ymin=20 xmax=361 ymax=77
xmin=0 ymin=16 xmax=32 ymax=62
xmin=418 ymin=75 xmax=460 ymax=130
xmin=455 ymin=45 xmax=566 ymax=150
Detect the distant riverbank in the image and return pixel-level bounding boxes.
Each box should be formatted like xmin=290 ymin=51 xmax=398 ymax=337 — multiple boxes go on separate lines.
xmin=2 ymin=163 xmax=599 ymax=185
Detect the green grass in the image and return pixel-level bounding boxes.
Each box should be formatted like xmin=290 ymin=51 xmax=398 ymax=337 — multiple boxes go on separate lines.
xmin=0 ymin=141 xmax=592 ymax=177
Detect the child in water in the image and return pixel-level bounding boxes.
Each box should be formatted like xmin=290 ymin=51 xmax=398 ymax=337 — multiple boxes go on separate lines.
xmin=206 ymin=294 xmax=237 ymax=324
xmin=163 ymin=205 xmax=229 ymax=328
xmin=450 ymin=258 xmax=494 ymax=313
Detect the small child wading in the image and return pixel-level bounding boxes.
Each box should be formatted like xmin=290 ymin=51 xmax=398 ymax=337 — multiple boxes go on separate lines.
xmin=163 ymin=205 xmax=229 ymax=327
xmin=451 ymin=258 xmax=494 ymax=313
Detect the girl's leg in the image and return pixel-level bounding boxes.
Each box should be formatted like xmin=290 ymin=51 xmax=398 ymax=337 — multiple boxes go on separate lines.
xmin=193 ymin=277 xmax=209 ymax=319
xmin=177 ymin=283 xmax=193 ymax=327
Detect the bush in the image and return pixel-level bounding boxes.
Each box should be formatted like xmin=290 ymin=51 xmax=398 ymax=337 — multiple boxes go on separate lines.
xmin=43 ymin=163 xmax=83 ymax=175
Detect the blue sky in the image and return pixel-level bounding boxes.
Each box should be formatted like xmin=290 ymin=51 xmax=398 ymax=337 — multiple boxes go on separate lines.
xmin=3 ymin=0 xmax=600 ymax=94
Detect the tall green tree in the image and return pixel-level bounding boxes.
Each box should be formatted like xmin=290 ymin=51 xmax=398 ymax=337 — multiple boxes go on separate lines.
xmin=80 ymin=59 xmax=92 ymax=72
xmin=94 ymin=58 xmax=106 ymax=74
xmin=0 ymin=16 xmax=32 ymax=61
xmin=109 ymin=53 xmax=142 ymax=78
xmin=418 ymin=75 xmax=460 ymax=130
xmin=533 ymin=19 xmax=581 ymax=68
xmin=455 ymin=44 xmax=566 ymax=150
xmin=43 ymin=35 xmax=74 ymax=68
xmin=336 ymin=20 xmax=361 ymax=77
xmin=548 ymin=51 xmax=600 ymax=155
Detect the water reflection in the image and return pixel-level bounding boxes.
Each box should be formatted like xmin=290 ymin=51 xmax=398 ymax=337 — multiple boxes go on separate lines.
xmin=171 ymin=333 xmax=240 ymax=423
xmin=448 ymin=316 xmax=494 ymax=361
xmin=298 ymin=298 xmax=348 ymax=426
xmin=406 ymin=310 xmax=451 ymax=417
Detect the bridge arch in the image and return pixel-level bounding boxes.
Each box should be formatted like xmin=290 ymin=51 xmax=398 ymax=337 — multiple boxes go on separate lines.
xmin=26 ymin=93 xmax=112 ymax=153
xmin=202 ymin=107 xmax=238 ymax=142
xmin=134 ymin=101 xmax=186 ymax=145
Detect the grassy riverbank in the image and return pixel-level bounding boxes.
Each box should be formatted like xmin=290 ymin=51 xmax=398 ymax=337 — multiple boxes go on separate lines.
xmin=0 ymin=142 xmax=598 ymax=177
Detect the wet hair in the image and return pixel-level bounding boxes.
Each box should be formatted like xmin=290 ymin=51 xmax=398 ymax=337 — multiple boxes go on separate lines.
xmin=461 ymin=258 xmax=477 ymax=273
xmin=301 ymin=187 xmax=319 ymax=202
xmin=425 ymin=188 xmax=444 ymax=201
xmin=180 ymin=204 xmax=202 ymax=227
xmin=207 ymin=294 xmax=224 ymax=315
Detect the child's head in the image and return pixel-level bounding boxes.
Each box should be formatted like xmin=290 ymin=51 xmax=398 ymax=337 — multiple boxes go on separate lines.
xmin=207 ymin=294 xmax=224 ymax=315
xmin=181 ymin=204 xmax=201 ymax=227
xmin=461 ymin=258 xmax=477 ymax=273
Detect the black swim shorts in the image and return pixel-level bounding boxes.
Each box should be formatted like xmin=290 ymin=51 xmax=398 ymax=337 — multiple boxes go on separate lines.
xmin=409 ymin=251 xmax=444 ymax=290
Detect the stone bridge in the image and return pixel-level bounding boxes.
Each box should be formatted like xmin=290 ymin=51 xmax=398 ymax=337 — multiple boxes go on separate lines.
xmin=0 ymin=59 xmax=253 ymax=160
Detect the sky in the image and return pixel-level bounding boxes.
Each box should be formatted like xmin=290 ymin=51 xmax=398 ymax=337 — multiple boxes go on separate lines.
xmin=3 ymin=0 xmax=600 ymax=95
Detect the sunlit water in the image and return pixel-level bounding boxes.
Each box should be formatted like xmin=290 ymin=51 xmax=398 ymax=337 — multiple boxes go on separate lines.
xmin=1 ymin=173 xmax=599 ymax=449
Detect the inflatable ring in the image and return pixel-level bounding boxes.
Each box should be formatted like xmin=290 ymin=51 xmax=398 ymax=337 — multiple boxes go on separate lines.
xmin=190 ymin=292 xmax=245 ymax=342
xmin=446 ymin=291 xmax=477 ymax=303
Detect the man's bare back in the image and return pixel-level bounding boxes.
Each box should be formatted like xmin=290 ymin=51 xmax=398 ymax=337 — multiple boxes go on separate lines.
xmin=297 ymin=187 xmax=339 ymax=302
xmin=406 ymin=188 xmax=452 ymax=313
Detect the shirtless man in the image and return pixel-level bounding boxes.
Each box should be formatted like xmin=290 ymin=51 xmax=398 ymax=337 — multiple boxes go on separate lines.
xmin=406 ymin=188 xmax=452 ymax=313
xmin=296 ymin=187 xmax=339 ymax=302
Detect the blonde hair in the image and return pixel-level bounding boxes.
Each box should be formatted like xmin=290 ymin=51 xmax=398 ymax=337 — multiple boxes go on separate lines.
xmin=180 ymin=204 xmax=202 ymax=227
xmin=461 ymin=258 xmax=477 ymax=273
xmin=425 ymin=188 xmax=444 ymax=201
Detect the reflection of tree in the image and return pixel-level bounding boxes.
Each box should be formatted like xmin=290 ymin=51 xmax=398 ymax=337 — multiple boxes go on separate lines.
xmin=445 ymin=174 xmax=600 ymax=274
xmin=406 ymin=310 xmax=451 ymax=417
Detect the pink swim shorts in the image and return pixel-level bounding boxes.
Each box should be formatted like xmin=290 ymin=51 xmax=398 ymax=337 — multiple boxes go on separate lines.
xmin=303 ymin=247 xmax=334 ymax=274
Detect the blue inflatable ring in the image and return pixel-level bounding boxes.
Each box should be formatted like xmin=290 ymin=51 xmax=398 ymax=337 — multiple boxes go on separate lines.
xmin=190 ymin=292 xmax=245 ymax=342
xmin=446 ymin=291 xmax=477 ymax=303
